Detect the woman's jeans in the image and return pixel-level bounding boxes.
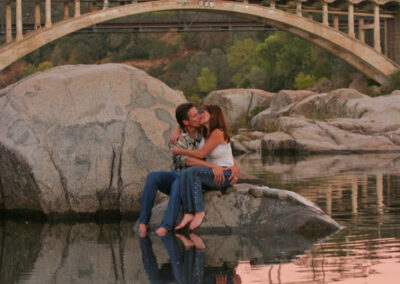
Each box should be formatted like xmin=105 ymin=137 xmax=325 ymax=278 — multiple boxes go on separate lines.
xmin=179 ymin=166 xmax=232 ymax=213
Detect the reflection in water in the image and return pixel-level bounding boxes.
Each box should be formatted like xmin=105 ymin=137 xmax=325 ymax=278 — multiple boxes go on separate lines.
xmin=1 ymin=153 xmax=400 ymax=283
xmin=0 ymin=221 xmax=323 ymax=283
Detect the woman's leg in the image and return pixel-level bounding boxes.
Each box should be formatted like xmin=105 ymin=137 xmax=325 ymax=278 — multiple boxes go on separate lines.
xmin=175 ymin=169 xmax=195 ymax=230
xmin=186 ymin=167 xmax=232 ymax=230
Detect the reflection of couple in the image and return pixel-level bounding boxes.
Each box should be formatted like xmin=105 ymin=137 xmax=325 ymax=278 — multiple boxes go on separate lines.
xmin=140 ymin=233 xmax=241 ymax=284
xmin=140 ymin=233 xmax=205 ymax=284
xmin=138 ymin=103 xmax=240 ymax=237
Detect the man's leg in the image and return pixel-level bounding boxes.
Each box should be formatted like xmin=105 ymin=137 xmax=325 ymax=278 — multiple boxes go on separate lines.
xmin=156 ymin=176 xmax=182 ymax=236
xmin=138 ymin=170 xmax=179 ymax=236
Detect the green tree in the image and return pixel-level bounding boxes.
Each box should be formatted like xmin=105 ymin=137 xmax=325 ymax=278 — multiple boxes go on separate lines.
xmin=209 ymin=48 xmax=234 ymax=89
xmin=294 ymin=72 xmax=316 ymax=89
xmin=179 ymin=51 xmax=211 ymax=89
xmin=197 ymin=67 xmax=217 ymax=93
xmin=227 ymin=38 xmax=259 ymax=87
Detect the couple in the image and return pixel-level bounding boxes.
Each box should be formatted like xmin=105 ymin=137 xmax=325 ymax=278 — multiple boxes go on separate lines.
xmin=138 ymin=102 xmax=239 ymax=237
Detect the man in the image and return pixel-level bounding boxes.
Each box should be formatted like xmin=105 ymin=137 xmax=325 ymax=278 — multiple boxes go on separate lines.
xmin=138 ymin=102 xmax=239 ymax=237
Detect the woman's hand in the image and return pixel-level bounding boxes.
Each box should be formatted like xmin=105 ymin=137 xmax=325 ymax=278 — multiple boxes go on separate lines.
xmin=212 ymin=166 xmax=224 ymax=185
xmin=172 ymin=145 xmax=182 ymax=155
xmin=228 ymin=163 xmax=240 ymax=185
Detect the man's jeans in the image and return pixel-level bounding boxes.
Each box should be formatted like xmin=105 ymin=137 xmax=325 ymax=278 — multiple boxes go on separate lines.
xmin=179 ymin=166 xmax=232 ymax=213
xmin=138 ymin=170 xmax=181 ymax=231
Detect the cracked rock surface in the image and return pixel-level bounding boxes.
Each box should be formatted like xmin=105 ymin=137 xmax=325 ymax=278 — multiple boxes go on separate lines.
xmin=0 ymin=64 xmax=186 ymax=216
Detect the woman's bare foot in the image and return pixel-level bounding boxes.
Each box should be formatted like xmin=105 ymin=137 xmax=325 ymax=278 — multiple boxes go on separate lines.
xmin=189 ymin=233 xmax=205 ymax=249
xmin=155 ymin=227 xmax=169 ymax=236
xmin=139 ymin=223 xmax=148 ymax=238
xmin=175 ymin=233 xmax=194 ymax=248
xmin=175 ymin=213 xmax=194 ymax=230
xmin=189 ymin=212 xmax=205 ymax=231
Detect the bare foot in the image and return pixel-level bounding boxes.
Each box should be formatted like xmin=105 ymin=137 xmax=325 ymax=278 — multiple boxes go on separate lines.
xmin=139 ymin=223 xmax=148 ymax=238
xmin=155 ymin=227 xmax=169 ymax=236
xmin=175 ymin=233 xmax=194 ymax=248
xmin=175 ymin=213 xmax=194 ymax=230
xmin=189 ymin=233 xmax=205 ymax=249
xmin=189 ymin=212 xmax=205 ymax=231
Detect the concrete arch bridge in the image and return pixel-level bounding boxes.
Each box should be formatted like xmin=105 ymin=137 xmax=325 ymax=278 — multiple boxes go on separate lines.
xmin=1 ymin=0 xmax=400 ymax=85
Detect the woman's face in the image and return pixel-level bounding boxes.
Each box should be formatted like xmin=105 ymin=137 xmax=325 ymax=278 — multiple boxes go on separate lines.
xmin=200 ymin=110 xmax=210 ymax=126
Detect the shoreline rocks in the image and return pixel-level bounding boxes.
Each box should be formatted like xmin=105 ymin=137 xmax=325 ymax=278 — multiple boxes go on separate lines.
xmin=204 ymin=88 xmax=400 ymax=154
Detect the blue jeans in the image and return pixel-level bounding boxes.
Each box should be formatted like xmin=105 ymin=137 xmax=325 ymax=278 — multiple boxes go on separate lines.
xmin=179 ymin=166 xmax=232 ymax=213
xmin=138 ymin=170 xmax=181 ymax=231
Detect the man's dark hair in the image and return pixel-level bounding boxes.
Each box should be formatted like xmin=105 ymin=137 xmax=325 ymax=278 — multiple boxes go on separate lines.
xmin=176 ymin=103 xmax=194 ymax=129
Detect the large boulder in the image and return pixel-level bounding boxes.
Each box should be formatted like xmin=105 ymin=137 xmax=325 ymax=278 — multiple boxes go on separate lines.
xmin=146 ymin=183 xmax=341 ymax=238
xmin=204 ymin=89 xmax=274 ymax=132
xmin=0 ymin=64 xmax=186 ymax=217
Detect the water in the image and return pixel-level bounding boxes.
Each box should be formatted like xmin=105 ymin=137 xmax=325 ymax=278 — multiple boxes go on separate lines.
xmin=1 ymin=153 xmax=400 ymax=283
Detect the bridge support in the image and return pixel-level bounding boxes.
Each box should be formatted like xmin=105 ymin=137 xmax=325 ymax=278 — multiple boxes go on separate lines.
xmin=322 ymin=1 xmax=329 ymax=26
xmin=333 ymin=14 xmax=339 ymax=30
xmin=348 ymin=2 xmax=354 ymax=38
xmin=46 ymin=0 xmax=52 ymax=27
xmin=358 ymin=17 xmax=365 ymax=43
xmin=5 ymin=2 xmax=12 ymax=43
xmin=387 ymin=15 xmax=400 ymax=65
xmin=296 ymin=1 xmax=302 ymax=17
xmin=74 ymin=0 xmax=80 ymax=17
xmin=35 ymin=2 xmax=41 ymax=29
xmin=64 ymin=2 xmax=69 ymax=19
xmin=16 ymin=0 xmax=23 ymax=40
xmin=374 ymin=3 xmax=381 ymax=53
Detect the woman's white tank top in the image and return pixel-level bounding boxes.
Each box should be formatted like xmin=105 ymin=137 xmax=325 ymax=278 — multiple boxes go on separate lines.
xmin=199 ymin=137 xmax=234 ymax=167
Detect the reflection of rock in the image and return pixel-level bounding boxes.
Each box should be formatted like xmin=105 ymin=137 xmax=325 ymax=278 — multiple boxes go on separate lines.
xmin=0 ymin=221 xmax=333 ymax=283
xmin=238 ymin=89 xmax=400 ymax=154
xmin=202 ymin=232 xmax=321 ymax=266
xmin=147 ymin=184 xmax=340 ymax=238
xmin=0 ymin=64 xmax=185 ymax=216
xmin=0 ymin=222 xmax=43 ymax=284
xmin=238 ymin=152 xmax=400 ymax=181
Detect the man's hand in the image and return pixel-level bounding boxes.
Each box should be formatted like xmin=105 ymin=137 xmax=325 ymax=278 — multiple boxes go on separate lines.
xmin=212 ymin=166 xmax=224 ymax=185
xmin=228 ymin=163 xmax=240 ymax=185
xmin=169 ymin=126 xmax=182 ymax=145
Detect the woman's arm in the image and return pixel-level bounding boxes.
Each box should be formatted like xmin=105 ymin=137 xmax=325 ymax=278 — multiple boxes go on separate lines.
xmin=185 ymin=157 xmax=225 ymax=185
xmin=172 ymin=129 xmax=224 ymax=159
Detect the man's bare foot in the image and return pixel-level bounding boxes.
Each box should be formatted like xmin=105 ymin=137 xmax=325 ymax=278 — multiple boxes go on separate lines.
xmin=175 ymin=213 xmax=194 ymax=230
xmin=189 ymin=233 xmax=205 ymax=249
xmin=155 ymin=227 xmax=169 ymax=236
xmin=139 ymin=223 xmax=148 ymax=238
xmin=189 ymin=212 xmax=205 ymax=231
xmin=175 ymin=233 xmax=194 ymax=248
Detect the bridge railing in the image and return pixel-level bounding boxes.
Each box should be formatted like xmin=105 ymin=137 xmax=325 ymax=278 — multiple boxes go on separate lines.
xmin=0 ymin=0 xmax=399 ymax=57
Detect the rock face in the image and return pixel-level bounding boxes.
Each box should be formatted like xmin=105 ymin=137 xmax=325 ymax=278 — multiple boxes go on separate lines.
xmin=147 ymin=183 xmax=340 ymax=238
xmin=231 ymin=88 xmax=400 ymax=154
xmin=0 ymin=64 xmax=186 ymax=216
xmin=204 ymin=89 xmax=274 ymax=132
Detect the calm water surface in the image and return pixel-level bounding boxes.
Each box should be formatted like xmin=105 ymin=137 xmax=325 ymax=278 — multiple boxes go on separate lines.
xmin=1 ymin=153 xmax=399 ymax=283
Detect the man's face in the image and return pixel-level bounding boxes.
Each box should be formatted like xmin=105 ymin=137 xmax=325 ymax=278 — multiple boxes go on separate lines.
xmin=185 ymin=107 xmax=201 ymax=128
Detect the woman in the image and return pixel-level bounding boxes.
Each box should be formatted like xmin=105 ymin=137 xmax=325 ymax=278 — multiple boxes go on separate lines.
xmin=172 ymin=104 xmax=237 ymax=230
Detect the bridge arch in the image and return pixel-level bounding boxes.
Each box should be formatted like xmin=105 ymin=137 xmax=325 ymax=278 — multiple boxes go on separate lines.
xmin=0 ymin=0 xmax=399 ymax=85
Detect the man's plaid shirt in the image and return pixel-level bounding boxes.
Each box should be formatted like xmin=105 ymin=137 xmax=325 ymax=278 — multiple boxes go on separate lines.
xmin=171 ymin=129 xmax=202 ymax=171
